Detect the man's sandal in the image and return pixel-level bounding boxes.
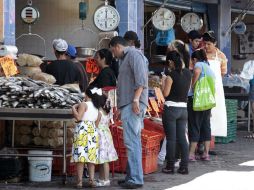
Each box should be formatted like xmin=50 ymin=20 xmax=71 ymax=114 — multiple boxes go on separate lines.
xmin=244 ymin=133 xmax=254 ymax=139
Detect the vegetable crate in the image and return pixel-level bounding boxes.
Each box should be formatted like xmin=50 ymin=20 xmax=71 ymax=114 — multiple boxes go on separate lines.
xmin=110 ymin=124 xmax=163 ymax=174
xmin=215 ymin=99 xmax=237 ymax=144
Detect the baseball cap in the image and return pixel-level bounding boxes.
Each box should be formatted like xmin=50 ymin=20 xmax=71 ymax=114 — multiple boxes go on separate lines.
xmin=66 ymin=45 xmax=77 ymax=58
xmin=123 ymin=31 xmax=138 ymax=41
xmin=52 ymin=38 xmax=68 ymax=52
xmin=188 ymin=30 xmax=202 ymax=40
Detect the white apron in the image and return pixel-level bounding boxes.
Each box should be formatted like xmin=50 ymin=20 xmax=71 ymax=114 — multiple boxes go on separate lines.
xmin=208 ymin=53 xmax=227 ymax=137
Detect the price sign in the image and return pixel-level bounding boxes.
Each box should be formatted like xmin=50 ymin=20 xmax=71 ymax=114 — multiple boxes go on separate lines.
xmin=0 ymin=56 xmax=18 ymax=77
xmin=154 ymin=87 xmax=165 ymax=105
xmin=149 ymin=97 xmax=160 ymax=113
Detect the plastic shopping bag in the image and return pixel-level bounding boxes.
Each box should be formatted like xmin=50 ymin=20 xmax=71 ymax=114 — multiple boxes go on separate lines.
xmin=193 ymin=74 xmax=216 ymax=111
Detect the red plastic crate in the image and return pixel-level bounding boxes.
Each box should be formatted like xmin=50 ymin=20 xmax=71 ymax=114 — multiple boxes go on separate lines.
xmin=52 ymin=151 xmax=76 ymax=176
xmin=114 ymin=144 xmax=161 ymax=174
xmin=110 ymin=126 xmax=163 ymax=174
xmin=144 ymin=118 xmax=165 ymax=138
xmin=141 ymin=129 xmax=163 ymax=149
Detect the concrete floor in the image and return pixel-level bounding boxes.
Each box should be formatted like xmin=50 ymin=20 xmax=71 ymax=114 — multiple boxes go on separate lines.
xmin=0 ymin=130 xmax=253 ymax=190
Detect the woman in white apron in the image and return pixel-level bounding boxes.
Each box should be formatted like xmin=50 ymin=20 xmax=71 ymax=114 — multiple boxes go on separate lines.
xmin=203 ymin=31 xmax=227 ymax=137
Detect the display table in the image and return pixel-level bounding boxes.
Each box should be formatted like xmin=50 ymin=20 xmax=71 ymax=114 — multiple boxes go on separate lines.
xmin=0 ymin=108 xmax=73 ymax=183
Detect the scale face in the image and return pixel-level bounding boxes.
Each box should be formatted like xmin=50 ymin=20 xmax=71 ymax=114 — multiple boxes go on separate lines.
xmin=233 ymin=21 xmax=246 ymax=35
xmin=152 ymin=8 xmax=175 ymax=31
xmin=181 ymin=12 xmax=203 ymax=33
xmin=94 ymin=5 xmax=120 ymax=31
xmin=20 ymin=6 xmax=40 ymax=24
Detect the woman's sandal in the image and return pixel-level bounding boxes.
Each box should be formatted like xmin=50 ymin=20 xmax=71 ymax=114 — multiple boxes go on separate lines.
xmin=244 ymin=133 xmax=254 ymax=139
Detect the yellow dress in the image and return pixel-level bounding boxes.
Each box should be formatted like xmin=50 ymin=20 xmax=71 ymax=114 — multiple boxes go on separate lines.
xmin=71 ymin=101 xmax=99 ymax=164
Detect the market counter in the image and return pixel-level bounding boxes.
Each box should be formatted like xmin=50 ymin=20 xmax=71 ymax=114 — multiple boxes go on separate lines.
xmin=0 ymin=108 xmax=74 ymax=183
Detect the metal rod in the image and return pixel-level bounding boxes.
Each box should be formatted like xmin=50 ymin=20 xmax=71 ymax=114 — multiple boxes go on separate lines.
xmin=63 ymin=121 xmax=67 ymax=175
xmin=12 ymin=120 xmax=15 ymax=148
xmin=0 ymin=153 xmax=72 ymax=157
xmin=224 ymin=0 xmax=254 ymax=36
xmin=248 ymin=101 xmax=251 ymax=132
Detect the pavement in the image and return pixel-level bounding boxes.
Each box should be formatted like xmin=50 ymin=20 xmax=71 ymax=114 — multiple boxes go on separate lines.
xmin=0 ymin=130 xmax=253 ymax=190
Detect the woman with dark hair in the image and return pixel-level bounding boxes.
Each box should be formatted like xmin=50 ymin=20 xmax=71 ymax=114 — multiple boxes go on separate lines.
xmin=203 ymin=31 xmax=227 ymax=138
xmin=167 ymin=40 xmax=190 ymax=69
xmin=90 ymin=48 xmax=116 ymax=88
xmin=161 ymin=50 xmax=191 ymax=174
xmin=188 ymin=49 xmax=215 ymax=161
xmin=158 ymin=39 xmax=190 ymax=166
xmin=124 ymin=30 xmax=141 ymax=49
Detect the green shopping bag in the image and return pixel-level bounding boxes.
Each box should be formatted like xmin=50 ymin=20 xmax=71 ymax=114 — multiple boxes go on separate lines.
xmin=193 ymin=66 xmax=216 ymax=111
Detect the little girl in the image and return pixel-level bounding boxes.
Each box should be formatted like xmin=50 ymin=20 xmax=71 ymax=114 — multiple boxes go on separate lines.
xmin=96 ymin=95 xmax=118 ymax=187
xmin=71 ymin=86 xmax=107 ymax=188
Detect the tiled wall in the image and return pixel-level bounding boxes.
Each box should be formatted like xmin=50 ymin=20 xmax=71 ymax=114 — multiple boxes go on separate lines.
xmin=16 ymin=0 xmax=101 ymax=59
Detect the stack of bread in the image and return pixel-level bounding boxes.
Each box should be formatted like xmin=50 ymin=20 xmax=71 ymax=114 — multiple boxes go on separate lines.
xmin=16 ymin=54 xmax=56 ymax=84
xmin=15 ymin=120 xmax=75 ymax=148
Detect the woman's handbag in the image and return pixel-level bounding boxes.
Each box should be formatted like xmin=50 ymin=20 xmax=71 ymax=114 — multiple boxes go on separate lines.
xmin=193 ymin=66 xmax=216 ymax=111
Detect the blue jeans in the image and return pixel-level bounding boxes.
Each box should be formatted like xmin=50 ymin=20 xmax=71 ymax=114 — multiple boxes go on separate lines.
xmin=120 ymin=102 xmax=146 ymax=185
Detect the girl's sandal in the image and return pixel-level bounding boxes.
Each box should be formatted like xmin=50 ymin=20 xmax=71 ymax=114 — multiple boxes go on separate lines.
xmin=88 ymin=179 xmax=97 ymax=188
xmin=76 ymin=179 xmax=82 ymax=189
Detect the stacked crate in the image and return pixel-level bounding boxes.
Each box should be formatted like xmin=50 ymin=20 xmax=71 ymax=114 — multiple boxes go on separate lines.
xmin=110 ymin=124 xmax=163 ymax=174
xmin=215 ymin=99 xmax=238 ymax=143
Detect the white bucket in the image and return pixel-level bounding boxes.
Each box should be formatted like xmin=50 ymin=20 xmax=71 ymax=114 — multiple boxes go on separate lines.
xmin=28 ymin=150 xmax=53 ymax=182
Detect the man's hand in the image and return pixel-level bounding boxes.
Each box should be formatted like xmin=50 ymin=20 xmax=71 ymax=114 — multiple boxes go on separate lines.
xmin=132 ymin=101 xmax=140 ymax=114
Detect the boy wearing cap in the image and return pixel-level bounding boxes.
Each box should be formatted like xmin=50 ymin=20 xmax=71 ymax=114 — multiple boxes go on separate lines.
xmin=45 ymin=39 xmax=82 ymax=86
xmin=66 ymin=45 xmax=88 ymax=92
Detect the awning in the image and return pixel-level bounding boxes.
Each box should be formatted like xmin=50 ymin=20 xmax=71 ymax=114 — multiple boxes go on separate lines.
xmin=144 ymin=0 xmax=207 ymax=13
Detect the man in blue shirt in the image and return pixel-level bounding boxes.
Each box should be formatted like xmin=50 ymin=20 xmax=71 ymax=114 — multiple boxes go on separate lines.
xmin=109 ymin=36 xmax=148 ymax=189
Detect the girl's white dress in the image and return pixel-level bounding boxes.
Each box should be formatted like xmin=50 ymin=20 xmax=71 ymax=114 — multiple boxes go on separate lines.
xmin=97 ymin=110 xmax=118 ymax=164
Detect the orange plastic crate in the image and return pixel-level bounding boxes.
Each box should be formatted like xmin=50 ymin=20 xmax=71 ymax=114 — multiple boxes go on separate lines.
xmin=52 ymin=151 xmax=76 ymax=176
xmin=144 ymin=118 xmax=165 ymax=138
xmin=114 ymin=144 xmax=161 ymax=174
xmin=110 ymin=127 xmax=163 ymax=174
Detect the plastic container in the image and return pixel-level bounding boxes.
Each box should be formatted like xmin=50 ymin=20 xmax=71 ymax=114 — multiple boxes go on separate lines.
xmin=28 ymin=150 xmax=53 ymax=182
xmin=144 ymin=118 xmax=165 ymax=138
xmin=111 ymin=127 xmax=163 ymax=174
xmin=215 ymin=99 xmax=238 ymax=144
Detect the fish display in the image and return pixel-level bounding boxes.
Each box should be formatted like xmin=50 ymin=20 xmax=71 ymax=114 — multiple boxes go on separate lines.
xmin=0 ymin=77 xmax=84 ymax=109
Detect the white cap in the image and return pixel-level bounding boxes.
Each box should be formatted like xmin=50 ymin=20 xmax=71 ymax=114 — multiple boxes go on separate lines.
xmin=52 ymin=38 xmax=68 ymax=52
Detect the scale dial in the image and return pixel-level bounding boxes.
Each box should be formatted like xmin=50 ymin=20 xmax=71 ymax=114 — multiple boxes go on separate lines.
xmin=152 ymin=8 xmax=175 ymax=31
xmin=20 ymin=6 xmax=40 ymax=24
xmin=94 ymin=5 xmax=120 ymax=32
xmin=181 ymin=12 xmax=203 ymax=33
